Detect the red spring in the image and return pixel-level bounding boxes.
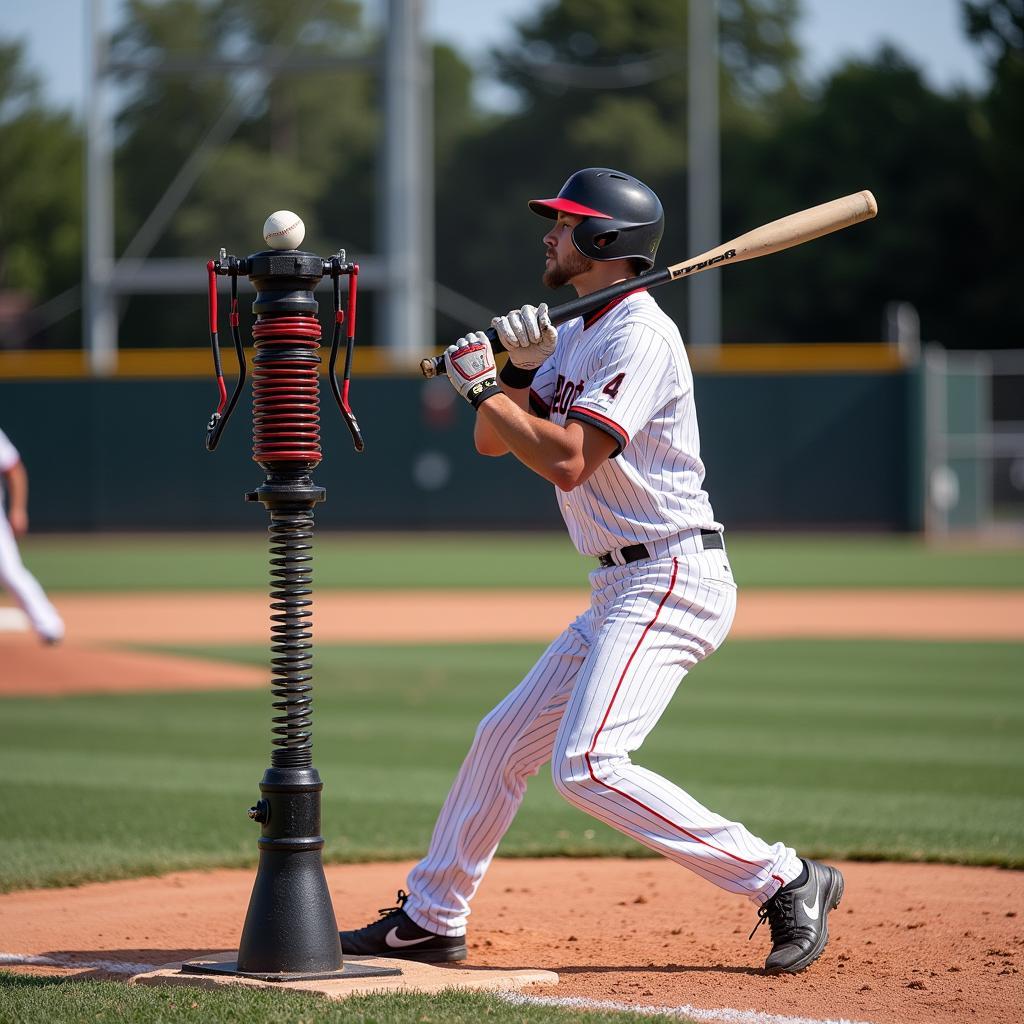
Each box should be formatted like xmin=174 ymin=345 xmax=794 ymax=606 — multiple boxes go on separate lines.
xmin=251 ymin=315 xmax=323 ymax=464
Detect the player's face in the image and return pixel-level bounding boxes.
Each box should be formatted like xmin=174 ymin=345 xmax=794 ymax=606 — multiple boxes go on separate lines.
xmin=542 ymin=213 xmax=592 ymax=289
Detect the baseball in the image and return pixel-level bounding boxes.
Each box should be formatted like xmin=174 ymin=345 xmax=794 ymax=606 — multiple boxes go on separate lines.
xmin=262 ymin=210 xmax=305 ymax=250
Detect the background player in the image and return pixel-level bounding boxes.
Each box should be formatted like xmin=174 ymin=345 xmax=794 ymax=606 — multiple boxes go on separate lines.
xmin=0 ymin=426 xmax=64 ymax=644
xmin=340 ymin=168 xmax=843 ymax=974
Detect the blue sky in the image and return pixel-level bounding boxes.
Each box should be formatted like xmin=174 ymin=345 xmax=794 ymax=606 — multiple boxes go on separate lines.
xmin=6 ymin=0 xmax=988 ymax=115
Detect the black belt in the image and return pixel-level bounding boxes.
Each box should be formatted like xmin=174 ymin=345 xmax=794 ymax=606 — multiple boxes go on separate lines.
xmin=597 ymin=530 xmax=724 ymax=568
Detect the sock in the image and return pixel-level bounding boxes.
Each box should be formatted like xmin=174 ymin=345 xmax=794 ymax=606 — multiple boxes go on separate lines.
xmin=782 ymin=860 xmax=809 ymax=892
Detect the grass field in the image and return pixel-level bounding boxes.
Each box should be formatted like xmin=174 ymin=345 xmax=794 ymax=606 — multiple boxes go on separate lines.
xmin=3 ymin=531 xmax=1023 ymax=1023
xmin=0 ymin=973 xmax=674 ymax=1024
xmin=19 ymin=531 xmax=1024 ymax=589
xmin=2 ymin=639 xmax=1021 ymax=893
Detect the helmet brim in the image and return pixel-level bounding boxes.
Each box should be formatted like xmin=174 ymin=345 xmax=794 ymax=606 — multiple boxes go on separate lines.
xmin=528 ymin=197 xmax=613 ymax=220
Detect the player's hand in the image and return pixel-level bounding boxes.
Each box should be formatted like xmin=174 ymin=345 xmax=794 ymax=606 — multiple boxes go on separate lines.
xmin=444 ymin=332 xmax=501 ymax=409
xmin=7 ymin=508 xmax=27 ymax=537
xmin=491 ymin=303 xmax=557 ymax=370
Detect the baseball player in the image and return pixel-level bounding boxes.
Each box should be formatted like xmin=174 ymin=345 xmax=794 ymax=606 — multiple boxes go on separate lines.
xmin=0 ymin=426 xmax=64 ymax=644
xmin=341 ymin=168 xmax=843 ymax=974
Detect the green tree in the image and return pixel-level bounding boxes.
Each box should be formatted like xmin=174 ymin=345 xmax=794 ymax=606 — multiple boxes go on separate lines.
xmin=109 ymin=0 xmax=480 ymax=347
xmin=434 ymin=0 xmax=1011 ymax=351
xmin=0 ymin=39 xmax=82 ymax=342
xmin=720 ymin=45 xmax=992 ymax=346
xmin=432 ymin=0 xmax=804 ymax=338
xmin=111 ymin=0 xmax=375 ymax=252
xmin=962 ymin=0 xmax=1024 ymax=345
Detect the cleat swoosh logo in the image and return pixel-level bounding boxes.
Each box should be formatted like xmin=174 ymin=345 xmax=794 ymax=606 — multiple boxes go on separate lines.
xmin=385 ymin=927 xmax=434 ymax=948
xmin=803 ymin=894 xmax=820 ymax=920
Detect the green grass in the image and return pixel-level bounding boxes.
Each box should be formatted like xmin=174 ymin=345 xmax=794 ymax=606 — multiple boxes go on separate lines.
xmin=0 ymin=973 xmax=688 ymax=1024
xmin=18 ymin=531 xmax=1024 ymax=590
xmin=1 ymin=639 xmax=1021 ymax=894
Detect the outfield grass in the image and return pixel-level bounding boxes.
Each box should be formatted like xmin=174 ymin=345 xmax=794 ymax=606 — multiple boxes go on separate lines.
xmin=18 ymin=531 xmax=1024 ymax=590
xmin=0 ymin=973 xmax=685 ymax=1024
xmin=1 ymin=639 xmax=1021 ymax=894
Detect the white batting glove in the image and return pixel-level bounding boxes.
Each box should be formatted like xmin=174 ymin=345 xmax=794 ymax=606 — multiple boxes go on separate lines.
xmin=491 ymin=303 xmax=557 ymax=370
xmin=444 ymin=332 xmax=501 ymax=409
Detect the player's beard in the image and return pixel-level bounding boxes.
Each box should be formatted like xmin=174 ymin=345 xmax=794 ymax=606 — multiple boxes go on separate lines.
xmin=543 ymin=247 xmax=592 ymax=289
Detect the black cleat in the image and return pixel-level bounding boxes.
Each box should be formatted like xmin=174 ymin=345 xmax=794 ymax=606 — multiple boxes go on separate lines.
xmin=751 ymin=858 xmax=844 ymax=975
xmin=339 ymin=890 xmax=467 ymax=963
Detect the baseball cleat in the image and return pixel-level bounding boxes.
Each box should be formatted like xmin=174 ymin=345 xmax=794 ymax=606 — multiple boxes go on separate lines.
xmin=751 ymin=858 xmax=844 ymax=974
xmin=339 ymin=890 xmax=467 ymax=963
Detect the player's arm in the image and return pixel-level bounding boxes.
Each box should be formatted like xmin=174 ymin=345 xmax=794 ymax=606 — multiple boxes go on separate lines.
xmin=2 ymin=460 xmax=29 ymax=536
xmin=473 ymin=375 xmax=529 ymax=456
xmin=446 ymin=334 xmax=615 ymax=490
xmin=478 ymin=393 xmax=616 ymax=489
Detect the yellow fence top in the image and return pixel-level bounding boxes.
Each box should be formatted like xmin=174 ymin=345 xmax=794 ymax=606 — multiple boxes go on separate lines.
xmin=0 ymin=343 xmax=906 ymax=380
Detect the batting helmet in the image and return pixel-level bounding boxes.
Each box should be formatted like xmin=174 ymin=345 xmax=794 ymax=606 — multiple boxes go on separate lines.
xmin=528 ymin=168 xmax=664 ymax=268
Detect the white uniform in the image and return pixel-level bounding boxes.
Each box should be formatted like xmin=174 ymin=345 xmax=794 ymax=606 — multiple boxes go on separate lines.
xmin=405 ymin=291 xmax=801 ymax=936
xmin=0 ymin=428 xmax=64 ymax=642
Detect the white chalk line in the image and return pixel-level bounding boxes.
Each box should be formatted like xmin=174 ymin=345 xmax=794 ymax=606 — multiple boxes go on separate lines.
xmin=0 ymin=951 xmax=158 ymax=975
xmin=1 ymin=952 xmax=875 ymax=1024
xmin=497 ymin=991 xmax=874 ymax=1024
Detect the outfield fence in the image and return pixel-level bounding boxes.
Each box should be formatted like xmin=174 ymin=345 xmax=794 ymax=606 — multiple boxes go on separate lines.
xmin=923 ymin=347 xmax=1024 ymax=539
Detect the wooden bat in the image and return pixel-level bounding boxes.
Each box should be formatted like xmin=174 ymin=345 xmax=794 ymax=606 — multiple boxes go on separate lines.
xmin=420 ymin=189 xmax=878 ymax=378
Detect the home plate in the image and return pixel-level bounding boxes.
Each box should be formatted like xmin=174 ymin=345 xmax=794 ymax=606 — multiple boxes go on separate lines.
xmin=0 ymin=607 xmax=29 ymax=633
xmin=131 ymin=952 xmax=558 ymax=999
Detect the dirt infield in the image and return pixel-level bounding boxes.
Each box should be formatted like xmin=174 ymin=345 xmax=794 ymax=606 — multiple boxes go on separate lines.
xmin=14 ymin=586 xmax=1024 ymax=646
xmin=4 ymin=586 xmax=1022 ymax=696
xmin=2 ymin=586 xmax=1022 ymax=1022
xmin=2 ymin=859 xmax=1021 ymax=1023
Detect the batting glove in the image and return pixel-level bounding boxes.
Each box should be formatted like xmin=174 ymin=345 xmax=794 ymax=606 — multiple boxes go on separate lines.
xmin=491 ymin=303 xmax=557 ymax=371
xmin=444 ymin=332 xmax=501 ymax=409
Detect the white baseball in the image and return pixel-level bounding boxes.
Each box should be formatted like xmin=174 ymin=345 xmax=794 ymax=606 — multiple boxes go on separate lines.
xmin=262 ymin=210 xmax=306 ymax=250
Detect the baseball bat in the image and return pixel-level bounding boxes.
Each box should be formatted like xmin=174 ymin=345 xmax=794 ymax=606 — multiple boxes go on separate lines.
xmin=420 ymin=189 xmax=878 ymax=379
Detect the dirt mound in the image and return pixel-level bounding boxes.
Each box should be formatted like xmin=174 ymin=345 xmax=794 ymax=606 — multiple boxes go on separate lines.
xmin=0 ymin=636 xmax=263 ymax=696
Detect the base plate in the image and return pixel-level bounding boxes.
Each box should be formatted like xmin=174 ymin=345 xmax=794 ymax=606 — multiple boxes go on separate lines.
xmin=181 ymin=954 xmax=401 ymax=983
xmin=136 ymin=953 xmax=557 ymax=999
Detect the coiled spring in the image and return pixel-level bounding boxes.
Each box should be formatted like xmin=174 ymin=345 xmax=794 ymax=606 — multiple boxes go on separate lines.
xmin=268 ymin=511 xmax=315 ymax=768
xmin=251 ymin=315 xmax=322 ymax=465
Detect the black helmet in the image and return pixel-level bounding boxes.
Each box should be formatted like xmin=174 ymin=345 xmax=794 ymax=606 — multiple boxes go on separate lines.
xmin=529 ymin=167 xmax=664 ymax=268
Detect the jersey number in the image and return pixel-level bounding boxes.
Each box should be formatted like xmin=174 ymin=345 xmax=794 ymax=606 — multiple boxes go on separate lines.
xmin=602 ymin=373 xmax=626 ymax=400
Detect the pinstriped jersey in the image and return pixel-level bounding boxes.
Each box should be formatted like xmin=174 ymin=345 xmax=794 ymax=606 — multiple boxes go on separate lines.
xmin=0 ymin=428 xmax=19 ymax=473
xmin=529 ymin=290 xmax=721 ymax=557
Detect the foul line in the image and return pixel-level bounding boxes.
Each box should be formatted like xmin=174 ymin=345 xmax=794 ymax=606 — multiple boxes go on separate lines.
xmin=0 ymin=952 xmax=159 ymax=976
xmin=498 ymin=991 xmax=874 ymax=1024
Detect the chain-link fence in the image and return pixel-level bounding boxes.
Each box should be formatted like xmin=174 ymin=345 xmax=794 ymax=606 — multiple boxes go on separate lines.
xmin=923 ymin=346 xmax=1024 ymax=538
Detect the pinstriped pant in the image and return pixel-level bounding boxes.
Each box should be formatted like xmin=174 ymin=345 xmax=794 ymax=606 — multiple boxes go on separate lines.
xmin=404 ymin=549 xmax=802 ymax=937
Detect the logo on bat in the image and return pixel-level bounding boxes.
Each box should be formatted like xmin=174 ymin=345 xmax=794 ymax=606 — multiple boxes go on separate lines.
xmin=671 ymin=248 xmax=736 ymax=279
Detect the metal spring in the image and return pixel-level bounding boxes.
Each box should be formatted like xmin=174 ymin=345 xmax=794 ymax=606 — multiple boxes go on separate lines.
xmin=268 ymin=511 xmax=315 ymax=768
xmin=251 ymin=315 xmax=323 ymax=464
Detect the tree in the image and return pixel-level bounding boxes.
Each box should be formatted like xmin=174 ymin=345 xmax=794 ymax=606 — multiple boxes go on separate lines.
xmin=433 ymin=0 xmax=805 ymax=338
xmin=108 ymin=0 xmax=480 ymax=347
xmin=0 ymin=39 xmax=82 ymax=343
xmin=111 ymin=0 xmax=372 ymax=255
xmin=719 ymin=45 xmax=993 ymax=346
xmin=961 ymin=0 xmax=1024 ymax=345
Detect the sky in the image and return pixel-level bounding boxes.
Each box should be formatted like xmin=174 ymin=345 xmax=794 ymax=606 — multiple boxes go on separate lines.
xmin=5 ymin=0 xmax=989 ymax=116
